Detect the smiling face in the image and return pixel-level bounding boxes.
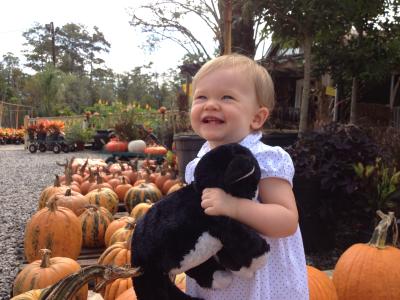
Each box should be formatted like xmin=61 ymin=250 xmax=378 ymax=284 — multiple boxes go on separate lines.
xmin=190 ymin=66 xmax=269 ymax=148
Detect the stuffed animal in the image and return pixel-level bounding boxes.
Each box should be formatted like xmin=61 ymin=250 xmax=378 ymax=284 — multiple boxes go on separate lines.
xmin=131 ymin=143 xmax=270 ymax=300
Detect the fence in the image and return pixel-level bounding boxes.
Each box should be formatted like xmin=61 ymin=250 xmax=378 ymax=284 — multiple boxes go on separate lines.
xmin=0 ymin=101 xmax=33 ymax=129
xmin=393 ymin=107 xmax=400 ymax=129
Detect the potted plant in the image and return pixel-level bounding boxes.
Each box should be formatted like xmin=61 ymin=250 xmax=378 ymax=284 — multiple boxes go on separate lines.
xmin=287 ymin=122 xmax=382 ymax=253
xmin=65 ymin=123 xmax=94 ymax=151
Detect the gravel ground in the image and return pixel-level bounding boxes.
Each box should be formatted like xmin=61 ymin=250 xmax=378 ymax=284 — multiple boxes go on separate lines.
xmin=0 ymin=145 xmax=109 ymax=299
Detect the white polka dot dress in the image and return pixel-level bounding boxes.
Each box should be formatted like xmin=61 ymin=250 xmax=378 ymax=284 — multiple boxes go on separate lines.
xmin=184 ymin=132 xmax=309 ymax=300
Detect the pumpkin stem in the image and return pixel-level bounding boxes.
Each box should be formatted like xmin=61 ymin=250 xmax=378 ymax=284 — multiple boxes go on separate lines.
xmin=368 ymin=210 xmax=395 ymax=249
xmin=39 ymin=265 xmax=141 ymax=299
xmin=47 ymin=198 xmax=58 ymax=212
xmin=53 ymin=175 xmax=61 ymax=187
xmin=39 ymin=249 xmax=52 ymax=268
xmin=65 ymin=188 xmax=72 ymax=197
xmin=84 ymin=204 xmax=98 ymax=211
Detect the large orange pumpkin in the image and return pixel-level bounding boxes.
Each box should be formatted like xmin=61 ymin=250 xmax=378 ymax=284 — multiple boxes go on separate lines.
xmin=85 ymin=187 xmax=119 ymax=215
xmin=307 ymin=265 xmax=337 ymax=300
xmin=333 ymin=211 xmax=400 ymax=300
xmin=24 ymin=200 xmax=82 ymax=262
xmin=79 ymin=205 xmax=114 ymax=248
xmin=13 ymin=249 xmax=88 ymax=299
xmin=124 ymin=183 xmax=162 ymax=212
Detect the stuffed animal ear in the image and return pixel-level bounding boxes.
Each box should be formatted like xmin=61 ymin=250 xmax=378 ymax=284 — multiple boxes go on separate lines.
xmin=223 ymin=154 xmax=260 ymax=199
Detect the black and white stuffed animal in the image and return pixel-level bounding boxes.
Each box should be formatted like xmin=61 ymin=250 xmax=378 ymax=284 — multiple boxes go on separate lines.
xmin=131 ymin=143 xmax=270 ymax=300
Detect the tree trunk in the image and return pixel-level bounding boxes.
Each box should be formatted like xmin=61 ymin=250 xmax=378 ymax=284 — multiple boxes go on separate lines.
xmin=298 ymin=35 xmax=312 ymax=135
xmin=350 ymin=77 xmax=358 ymax=124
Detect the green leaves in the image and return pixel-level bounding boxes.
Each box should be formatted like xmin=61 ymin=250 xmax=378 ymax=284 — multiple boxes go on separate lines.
xmin=354 ymin=157 xmax=400 ymax=213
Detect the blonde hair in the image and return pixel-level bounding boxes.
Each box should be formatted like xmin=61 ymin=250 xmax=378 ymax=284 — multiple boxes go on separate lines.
xmin=192 ymin=53 xmax=275 ymax=111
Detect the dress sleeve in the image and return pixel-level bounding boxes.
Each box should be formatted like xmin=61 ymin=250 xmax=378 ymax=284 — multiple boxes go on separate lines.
xmin=184 ymin=158 xmax=199 ymax=184
xmin=254 ymin=146 xmax=295 ymax=186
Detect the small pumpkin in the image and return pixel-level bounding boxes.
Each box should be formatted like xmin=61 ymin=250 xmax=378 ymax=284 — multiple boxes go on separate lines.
xmin=130 ymin=202 xmax=152 ymax=220
xmin=115 ymin=177 xmax=133 ymax=202
xmin=115 ymin=288 xmax=137 ymax=300
xmin=10 ymin=289 xmax=43 ymax=300
xmin=105 ymin=138 xmax=128 ymax=152
xmin=167 ymin=182 xmax=186 ymax=195
xmin=38 ymin=175 xmax=68 ymax=210
xmin=13 ymin=249 xmax=88 ymax=300
xmin=104 ymin=277 xmax=133 ymax=300
xmin=24 ymin=200 xmax=82 ymax=262
xmin=109 ymin=220 xmax=136 ymax=246
xmin=105 ymin=216 xmax=136 ymax=247
xmin=79 ymin=205 xmax=114 ymax=248
xmin=124 ymin=183 xmax=162 ymax=212
xmin=98 ymin=240 xmax=131 ymax=267
xmin=144 ymin=145 xmax=168 ymax=155
xmin=332 ymin=211 xmax=400 ymax=300
xmin=46 ymin=188 xmax=88 ymax=216
xmin=85 ymin=187 xmax=119 ymax=215
xmin=307 ymin=265 xmax=337 ymax=300
xmin=128 ymin=140 xmax=147 ymax=153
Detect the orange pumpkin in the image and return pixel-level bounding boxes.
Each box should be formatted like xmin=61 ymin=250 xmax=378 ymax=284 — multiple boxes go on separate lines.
xmin=332 ymin=211 xmax=400 ymax=300
xmin=144 ymin=145 xmax=168 ymax=155
xmin=167 ymin=182 xmax=186 ymax=194
xmin=13 ymin=249 xmax=88 ymax=300
xmin=307 ymin=265 xmax=337 ymax=300
xmin=38 ymin=175 xmax=68 ymax=210
xmin=105 ymin=139 xmax=128 ymax=152
xmin=98 ymin=241 xmax=131 ymax=267
xmin=85 ymin=187 xmax=119 ymax=215
xmin=46 ymin=188 xmax=88 ymax=216
xmin=24 ymin=200 xmax=82 ymax=262
xmin=103 ymin=278 xmax=133 ymax=300
xmin=124 ymin=183 xmax=162 ymax=212
xmin=130 ymin=202 xmax=152 ymax=220
xmin=115 ymin=288 xmax=137 ymax=300
xmin=105 ymin=216 xmax=136 ymax=247
xmin=115 ymin=177 xmax=133 ymax=202
xmin=79 ymin=205 xmax=114 ymax=248
xmin=10 ymin=289 xmax=43 ymax=300
xmin=108 ymin=220 xmax=135 ymax=246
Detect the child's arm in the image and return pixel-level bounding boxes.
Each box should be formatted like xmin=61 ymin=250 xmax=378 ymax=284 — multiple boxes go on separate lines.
xmin=201 ymin=177 xmax=298 ymax=238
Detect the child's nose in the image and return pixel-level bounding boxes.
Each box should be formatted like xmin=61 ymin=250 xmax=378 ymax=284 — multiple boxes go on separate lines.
xmin=204 ymin=98 xmax=219 ymax=110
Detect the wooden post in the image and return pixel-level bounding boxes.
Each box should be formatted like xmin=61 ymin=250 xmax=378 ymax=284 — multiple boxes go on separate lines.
xmin=24 ymin=115 xmax=29 ymax=149
xmin=15 ymin=106 xmax=19 ymax=129
xmin=224 ymin=0 xmax=232 ymax=55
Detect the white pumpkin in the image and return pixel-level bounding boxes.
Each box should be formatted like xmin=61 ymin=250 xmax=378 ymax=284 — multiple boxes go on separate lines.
xmin=128 ymin=139 xmax=147 ymax=153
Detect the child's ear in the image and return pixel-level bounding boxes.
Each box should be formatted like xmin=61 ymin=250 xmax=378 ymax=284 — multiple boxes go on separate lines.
xmin=250 ymin=107 xmax=269 ymax=130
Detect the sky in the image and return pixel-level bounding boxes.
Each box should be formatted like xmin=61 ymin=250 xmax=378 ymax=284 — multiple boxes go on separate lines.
xmin=0 ymin=0 xmax=213 ymax=75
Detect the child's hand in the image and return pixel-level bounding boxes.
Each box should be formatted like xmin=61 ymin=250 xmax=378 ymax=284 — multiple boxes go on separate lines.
xmin=201 ymin=188 xmax=237 ymax=218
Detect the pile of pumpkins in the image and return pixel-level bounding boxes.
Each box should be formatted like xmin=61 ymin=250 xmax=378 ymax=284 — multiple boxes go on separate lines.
xmin=11 ymin=155 xmax=400 ymax=299
xmin=105 ymin=138 xmax=168 ymax=156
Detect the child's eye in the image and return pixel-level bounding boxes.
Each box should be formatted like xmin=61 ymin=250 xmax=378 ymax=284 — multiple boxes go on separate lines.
xmin=194 ymin=95 xmax=206 ymax=101
xmin=222 ymin=95 xmax=234 ymax=101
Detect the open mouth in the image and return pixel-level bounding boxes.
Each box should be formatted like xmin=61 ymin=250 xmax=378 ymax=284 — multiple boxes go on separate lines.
xmin=202 ymin=116 xmax=224 ymax=124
